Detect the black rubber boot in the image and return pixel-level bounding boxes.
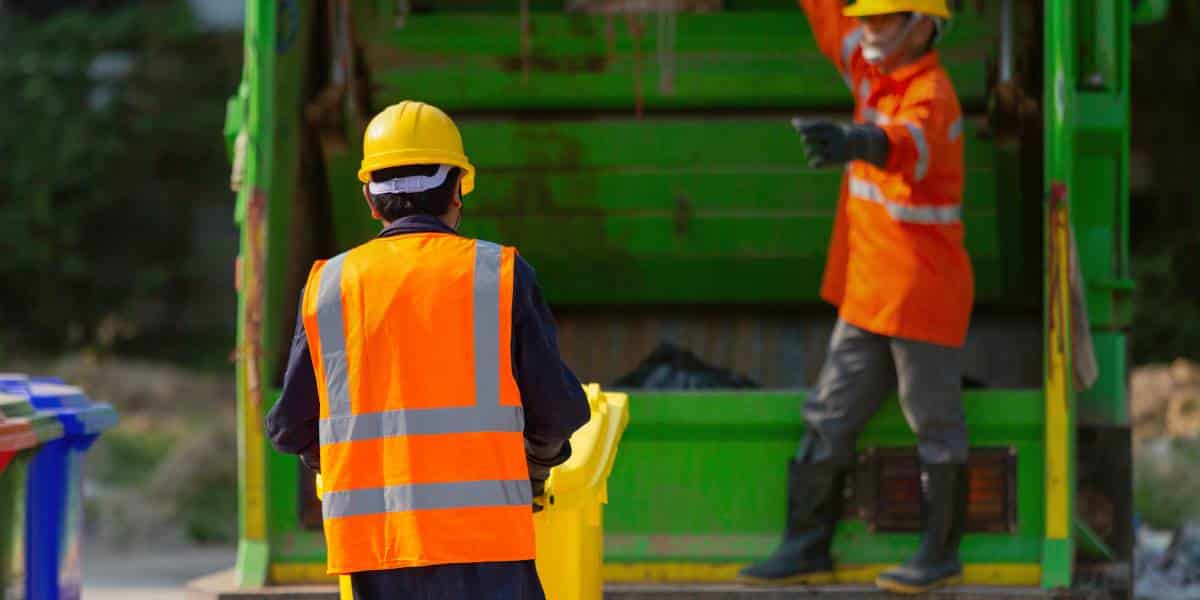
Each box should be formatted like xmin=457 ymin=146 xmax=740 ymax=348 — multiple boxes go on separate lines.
xmin=876 ymin=463 xmax=968 ymax=595
xmin=738 ymin=460 xmax=845 ymax=585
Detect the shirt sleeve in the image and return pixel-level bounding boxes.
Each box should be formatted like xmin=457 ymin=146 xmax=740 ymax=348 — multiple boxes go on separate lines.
xmin=265 ymin=301 xmax=321 ymax=468
xmin=511 ymin=256 xmax=591 ymax=465
xmin=798 ymin=0 xmax=863 ymax=77
xmin=880 ymin=74 xmax=962 ymax=185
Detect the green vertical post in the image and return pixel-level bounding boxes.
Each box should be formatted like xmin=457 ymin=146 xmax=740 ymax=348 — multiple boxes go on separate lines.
xmin=1042 ymin=0 xmax=1077 ymax=590
xmin=234 ymin=0 xmax=276 ymax=589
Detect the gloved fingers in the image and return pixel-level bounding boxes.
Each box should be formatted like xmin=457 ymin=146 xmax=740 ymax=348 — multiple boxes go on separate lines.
xmin=802 ymin=135 xmax=841 ymax=156
xmin=805 ymin=138 xmax=832 ymax=153
xmin=792 ymin=117 xmax=837 ymax=134
xmin=799 ymin=129 xmax=833 ymax=145
xmin=300 ymin=449 xmax=321 ymax=473
xmin=796 ymin=123 xmax=841 ymax=141
xmin=531 ymin=477 xmax=547 ymax=513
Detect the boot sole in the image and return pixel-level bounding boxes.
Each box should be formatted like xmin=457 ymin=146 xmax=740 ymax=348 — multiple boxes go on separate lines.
xmin=874 ymin=574 xmax=963 ymax=595
xmin=737 ymin=572 xmax=837 ymax=586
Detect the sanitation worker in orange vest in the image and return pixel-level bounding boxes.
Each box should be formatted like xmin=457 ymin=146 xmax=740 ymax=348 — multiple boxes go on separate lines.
xmin=266 ymin=100 xmax=591 ymax=600
xmin=739 ymin=0 xmax=972 ymax=594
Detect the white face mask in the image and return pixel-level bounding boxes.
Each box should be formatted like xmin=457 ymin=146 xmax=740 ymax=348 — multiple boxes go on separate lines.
xmin=861 ymin=13 xmax=926 ymax=65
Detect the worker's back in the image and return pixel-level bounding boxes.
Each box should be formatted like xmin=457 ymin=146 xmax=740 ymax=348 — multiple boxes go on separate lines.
xmin=301 ymin=232 xmax=535 ymax=574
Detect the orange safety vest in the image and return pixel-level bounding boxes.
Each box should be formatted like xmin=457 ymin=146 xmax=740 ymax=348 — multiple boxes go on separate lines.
xmin=803 ymin=0 xmax=974 ymax=348
xmin=302 ymin=233 xmax=534 ymax=575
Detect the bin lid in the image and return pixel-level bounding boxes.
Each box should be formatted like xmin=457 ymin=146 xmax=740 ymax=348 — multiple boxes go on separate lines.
xmin=0 ymin=416 xmax=36 ymax=453
xmin=0 ymin=389 xmax=34 ymax=419
xmin=0 ymin=385 xmax=65 ymax=445
xmin=29 ymin=381 xmax=118 ymax=436
xmin=544 ymin=384 xmax=630 ymax=508
xmin=29 ymin=381 xmax=89 ymax=409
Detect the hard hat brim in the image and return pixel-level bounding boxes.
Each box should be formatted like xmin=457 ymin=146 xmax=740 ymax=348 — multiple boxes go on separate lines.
xmin=843 ymin=4 xmax=951 ymax=18
xmin=357 ymin=149 xmax=476 ymax=196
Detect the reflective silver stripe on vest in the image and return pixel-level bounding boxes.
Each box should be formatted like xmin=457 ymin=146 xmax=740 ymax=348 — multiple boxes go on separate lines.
xmin=319 ymin=402 xmax=523 ymax=442
xmin=474 ymin=241 xmax=502 ymax=409
xmin=315 ymin=240 xmax=523 ymax=447
xmin=905 ymin=121 xmax=931 ymax=181
xmin=858 ymin=79 xmax=871 ymax=105
xmin=861 ymin=107 xmax=891 ymax=126
xmin=848 ymin=176 xmax=961 ymax=224
xmin=949 ymin=117 xmax=964 ymax=142
xmin=316 ymin=253 xmax=351 ymax=417
xmin=323 ymin=479 xmax=533 ymax=519
xmin=840 ymin=27 xmax=864 ymax=88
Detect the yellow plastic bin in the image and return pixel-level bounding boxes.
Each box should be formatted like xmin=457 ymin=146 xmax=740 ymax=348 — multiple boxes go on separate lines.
xmin=534 ymin=384 xmax=629 ymax=600
xmin=311 ymin=477 xmax=354 ymax=600
xmin=316 ymin=383 xmax=628 ymax=600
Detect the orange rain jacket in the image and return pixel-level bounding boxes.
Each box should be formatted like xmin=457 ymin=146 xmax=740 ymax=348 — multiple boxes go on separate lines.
xmin=802 ymin=0 xmax=974 ymax=348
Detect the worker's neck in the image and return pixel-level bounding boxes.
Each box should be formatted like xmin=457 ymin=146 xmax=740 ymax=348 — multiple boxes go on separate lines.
xmin=378 ymin=213 xmax=458 ymax=231
xmin=878 ymin=49 xmax=926 ymax=75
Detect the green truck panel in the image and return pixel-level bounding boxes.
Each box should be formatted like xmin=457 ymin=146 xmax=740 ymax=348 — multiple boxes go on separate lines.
xmin=357 ymin=11 xmax=991 ymax=111
xmin=230 ymin=0 xmax=1149 ymax=592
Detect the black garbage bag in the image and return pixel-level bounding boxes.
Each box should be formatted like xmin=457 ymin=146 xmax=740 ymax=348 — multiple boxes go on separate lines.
xmin=962 ymin=375 xmax=987 ymax=389
xmin=613 ymin=342 xmax=760 ymax=390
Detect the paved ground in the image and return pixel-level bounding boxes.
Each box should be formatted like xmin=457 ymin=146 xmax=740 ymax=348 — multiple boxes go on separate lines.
xmin=82 ymin=543 xmax=234 ymax=600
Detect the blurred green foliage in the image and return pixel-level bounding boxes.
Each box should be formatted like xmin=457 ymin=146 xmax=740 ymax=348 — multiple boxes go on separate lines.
xmin=1135 ymin=438 xmax=1200 ymax=530
xmin=0 ymin=6 xmax=239 ymax=364
xmin=1130 ymin=5 xmax=1200 ymax=364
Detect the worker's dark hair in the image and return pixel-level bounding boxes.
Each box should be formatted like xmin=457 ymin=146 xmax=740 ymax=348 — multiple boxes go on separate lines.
xmin=898 ymin=11 xmax=940 ymax=55
xmin=367 ymin=164 xmax=461 ymax=221
xmin=920 ymin=14 xmax=943 ymax=54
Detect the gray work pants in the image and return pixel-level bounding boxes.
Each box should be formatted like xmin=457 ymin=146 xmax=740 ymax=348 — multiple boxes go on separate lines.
xmin=798 ymin=319 xmax=968 ymax=466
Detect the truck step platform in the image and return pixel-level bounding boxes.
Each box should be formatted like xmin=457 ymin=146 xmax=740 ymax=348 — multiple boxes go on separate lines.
xmin=186 ymin=570 xmax=1124 ymax=600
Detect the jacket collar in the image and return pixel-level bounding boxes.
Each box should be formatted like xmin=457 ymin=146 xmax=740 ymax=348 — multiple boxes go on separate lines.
xmin=874 ymin=50 xmax=940 ymax=85
xmin=377 ymin=214 xmax=458 ymax=239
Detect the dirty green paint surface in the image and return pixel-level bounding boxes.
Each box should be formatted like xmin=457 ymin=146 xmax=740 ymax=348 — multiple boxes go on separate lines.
xmin=603 ymin=390 xmax=1045 ymax=565
xmin=1069 ymin=2 xmax=1134 ymax=431
xmin=318 ymin=115 xmax=1028 ymax=306
xmin=357 ymin=11 xmax=992 ymax=111
xmin=1077 ymin=332 xmax=1129 ymax=426
xmin=453 ymin=118 xmax=1020 ymax=305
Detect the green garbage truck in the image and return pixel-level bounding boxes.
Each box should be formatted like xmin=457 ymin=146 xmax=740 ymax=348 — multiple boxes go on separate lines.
xmin=226 ymin=0 xmax=1166 ymax=595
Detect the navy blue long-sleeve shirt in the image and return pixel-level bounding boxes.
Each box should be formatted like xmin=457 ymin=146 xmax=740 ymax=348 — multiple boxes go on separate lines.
xmin=266 ymin=214 xmax=590 ymax=475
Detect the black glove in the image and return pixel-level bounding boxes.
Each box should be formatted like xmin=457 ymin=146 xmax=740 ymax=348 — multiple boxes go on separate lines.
xmin=791 ymin=118 xmax=889 ymax=169
xmin=527 ymin=437 xmax=570 ymax=514
xmin=528 ymin=461 xmax=550 ymax=513
xmin=299 ymin=444 xmax=321 ymax=473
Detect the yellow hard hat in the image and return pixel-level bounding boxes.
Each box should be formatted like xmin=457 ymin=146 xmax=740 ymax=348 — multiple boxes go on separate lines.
xmin=843 ymin=0 xmax=951 ymax=19
xmin=357 ymin=100 xmax=476 ymax=195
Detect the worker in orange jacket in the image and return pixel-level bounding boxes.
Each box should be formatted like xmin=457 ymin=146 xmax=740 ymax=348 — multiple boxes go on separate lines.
xmin=266 ymin=101 xmax=591 ymax=599
xmin=739 ymin=0 xmax=972 ymax=594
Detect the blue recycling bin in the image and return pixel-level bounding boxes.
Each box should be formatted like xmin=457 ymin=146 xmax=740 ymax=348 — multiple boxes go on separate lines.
xmin=3 ymin=376 xmax=117 ymax=600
